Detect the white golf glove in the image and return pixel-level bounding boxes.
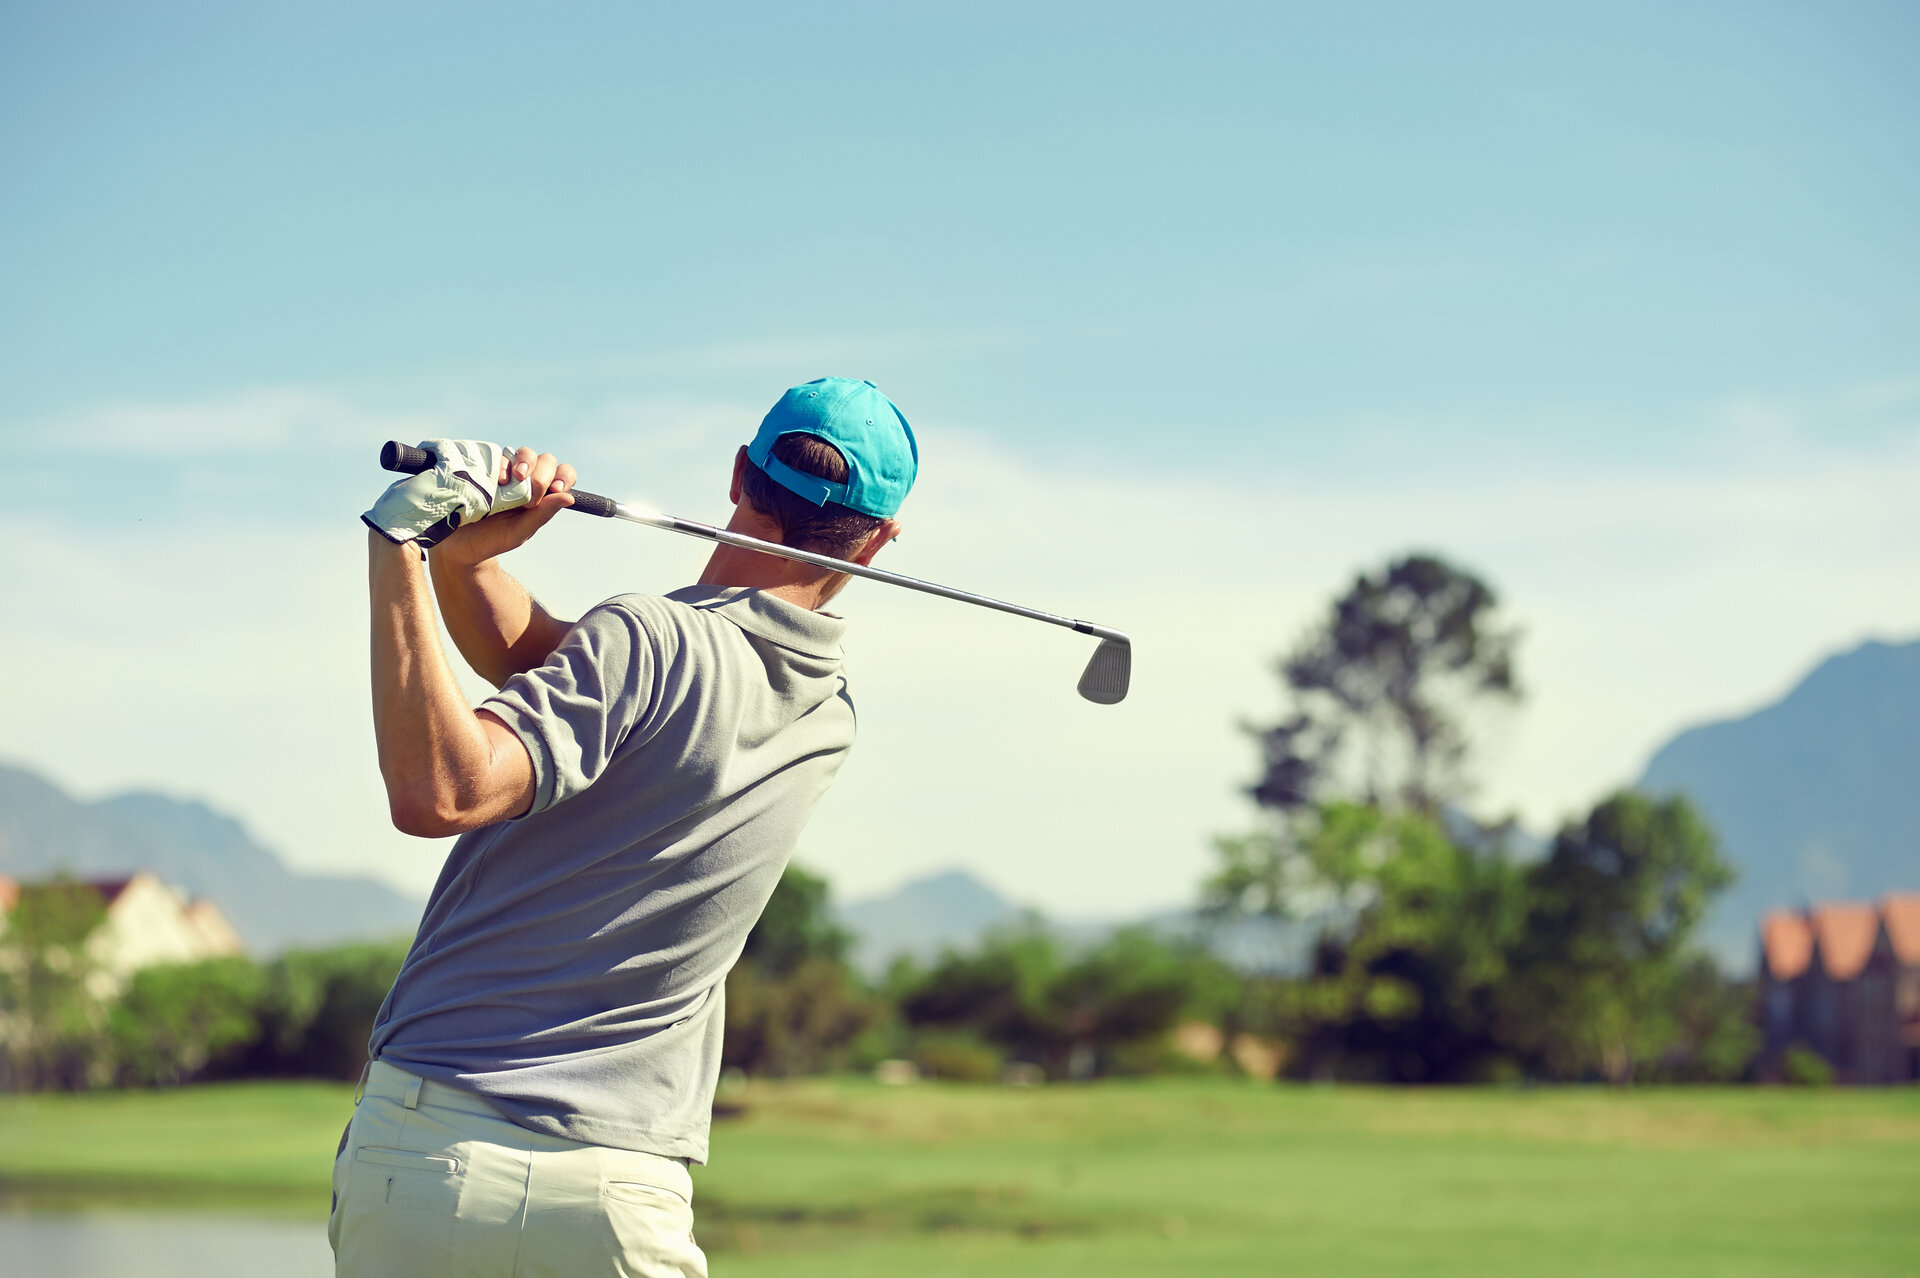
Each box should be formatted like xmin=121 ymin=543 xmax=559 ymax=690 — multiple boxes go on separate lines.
xmin=362 ymin=439 xmax=534 ymax=549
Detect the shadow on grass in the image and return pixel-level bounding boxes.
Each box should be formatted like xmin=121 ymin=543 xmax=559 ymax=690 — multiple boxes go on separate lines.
xmin=0 ymin=1175 xmax=322 ymax=1217
xmin=694 ymin=1181 xmax=1107 ymax=1256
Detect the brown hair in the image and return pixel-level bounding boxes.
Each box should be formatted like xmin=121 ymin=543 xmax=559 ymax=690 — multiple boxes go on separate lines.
xmin=741 ymin=433 xmax=883 ymax=556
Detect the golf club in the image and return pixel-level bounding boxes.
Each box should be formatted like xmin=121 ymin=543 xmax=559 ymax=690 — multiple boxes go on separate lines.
xmin=380 ymin=441 xmax=1133 ymax=704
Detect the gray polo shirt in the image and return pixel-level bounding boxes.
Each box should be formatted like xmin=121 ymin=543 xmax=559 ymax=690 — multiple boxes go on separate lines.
xmin=367 ymin=584 xmax=855 ymax=1163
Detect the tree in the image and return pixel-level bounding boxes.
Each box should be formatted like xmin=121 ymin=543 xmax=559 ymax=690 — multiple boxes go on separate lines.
xmin=1244 ymin=802 xmax=1525 ymax=1082
xmin=1638 ymin=957 xmax=1759 ymax=1083
xmin=0 ymin=879 xmax=111 ymax=1090
xmin=723 ymin=863 xmax=879 ymax=1076
xmin=1051 ymin=929 xmax=1239 ymax=1077
xmin=895 ymin=924 xmax=1238 ymax=1079
xmin=109 ymin=957 xmax=265 ymax=1086
xmin=1502 ymin=792 xmax=1737 ymax=1084
xmin=895 ymin=925 xmax=1063 ymax=1069
xmin=739 ymin=862 xmax=852 ymax=977
xmin=241 ymin=940 xmax=411 ymax=1079
xmin=1252 ymin=553 xmax=1520 ymax=819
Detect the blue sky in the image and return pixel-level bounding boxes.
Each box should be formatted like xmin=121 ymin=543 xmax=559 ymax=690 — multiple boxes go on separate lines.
xmin=2 ymin=2 xmax=1916 ymax=915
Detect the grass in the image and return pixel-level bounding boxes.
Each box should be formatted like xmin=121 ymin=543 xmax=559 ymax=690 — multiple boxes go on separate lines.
xmin=3 ymin=1078 xmax=1917 ymax=1275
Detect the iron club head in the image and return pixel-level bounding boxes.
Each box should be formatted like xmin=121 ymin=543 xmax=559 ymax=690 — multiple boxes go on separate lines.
xmin=1077 ymin=635 xmax=1132 ymax=705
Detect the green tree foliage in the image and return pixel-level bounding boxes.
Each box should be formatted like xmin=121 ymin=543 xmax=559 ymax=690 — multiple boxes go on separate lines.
xmin=723 ymin=863 xmax=879 ymax=1076
xmin=896 ymin=925 xmax=1062 ymax=1067
xmin=894 ymin=925 xmax=1235 ymax=1079
xmin=1641 ymin=958 xmax=1759 ymax=1083
xmin=1209 ymin=555 xmax=1757 ymax=1086
xmin=243 ymin=940 xmax=412 ymax=1080
xmin=739 ymin=862 xmax=852 ymax=975
xmin=1 ymin=893 xmax=410 ymax=1091
xmin=1503 ymin=792 xmax=1741 ymax=1084
xmin=724 ymin=955 xmax=879 ymax=1077
xmin=1276 ymin=803 xmax=1525 ymax=1082
xmin=0 ymin=879 xmax=111 ymax=1090
xmin=1251 ymin=553 xmax=1521 ymax=820
xmin=109 ymin=957 xmax=266 ymax=1086
xmin=909 ymin=1031 xmax=1005 ymax=1082
xmin=1781 ymin=1043 xmax=1834 ymax=1087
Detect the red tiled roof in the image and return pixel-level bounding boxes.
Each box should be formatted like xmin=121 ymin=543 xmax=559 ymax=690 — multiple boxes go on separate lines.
xmin=1883 ymin=893 xmax=1920 ymax=966
xmin=1811 ymin=902 xmax=1880 ymax=981
xmin=0 ymin=875 xmax=17 ymax=913
xmin=1760 ymin=910 xmax=1813 ymax=980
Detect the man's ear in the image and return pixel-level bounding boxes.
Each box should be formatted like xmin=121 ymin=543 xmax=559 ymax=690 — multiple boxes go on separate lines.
xmin=850 ymin=518 xmax=903 ymax=568
xmin=730 ymin=446 xmax=749 ymax=506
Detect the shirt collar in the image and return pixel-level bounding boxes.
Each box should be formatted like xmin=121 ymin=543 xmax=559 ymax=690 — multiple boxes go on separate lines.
xmin=665 ymin=585 xmax=846 ymax=658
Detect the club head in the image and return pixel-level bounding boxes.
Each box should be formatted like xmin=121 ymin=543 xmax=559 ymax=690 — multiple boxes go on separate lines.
xmin=1077 ymin=636 xmax=1132 ymax=705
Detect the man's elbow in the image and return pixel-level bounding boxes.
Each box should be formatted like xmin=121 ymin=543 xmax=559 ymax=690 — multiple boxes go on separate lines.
xmin=386 ymin=787 xmax=484 ymax=839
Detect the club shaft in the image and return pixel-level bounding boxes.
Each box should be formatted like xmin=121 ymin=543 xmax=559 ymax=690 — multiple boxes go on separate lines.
xmin=376 ymin=440 xmax=1123 ymax=644
xmin=613 ymin=504 xmax=1122 ymax=642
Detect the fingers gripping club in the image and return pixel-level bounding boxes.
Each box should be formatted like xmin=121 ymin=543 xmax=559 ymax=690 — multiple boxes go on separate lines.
xmin=381 ymin=442 xmax=621 ymax=519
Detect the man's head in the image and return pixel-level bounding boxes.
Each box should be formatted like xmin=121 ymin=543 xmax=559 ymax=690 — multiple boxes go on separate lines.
xmin=733 ymin=378 xmax=918 ymax=563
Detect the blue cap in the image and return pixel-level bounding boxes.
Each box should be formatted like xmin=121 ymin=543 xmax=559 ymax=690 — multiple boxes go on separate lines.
xmin=747 ymin=377 xmax=919 ymax=519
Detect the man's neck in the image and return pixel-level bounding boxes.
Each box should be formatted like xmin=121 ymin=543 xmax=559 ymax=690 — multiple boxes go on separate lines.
xmin=696 ymin=508 xmax=845 ymax=612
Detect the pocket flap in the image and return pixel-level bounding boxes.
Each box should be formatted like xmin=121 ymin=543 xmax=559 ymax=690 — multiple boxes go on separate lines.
xmin=604 ymin=1179 xmax=689 ymax=1208
xmin=355 ymin=1146 xmax=459 ymax=1174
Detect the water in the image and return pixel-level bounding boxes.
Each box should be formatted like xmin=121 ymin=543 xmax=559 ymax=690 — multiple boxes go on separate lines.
xmin=0 ymin=1211 xmax=332 ymax=1278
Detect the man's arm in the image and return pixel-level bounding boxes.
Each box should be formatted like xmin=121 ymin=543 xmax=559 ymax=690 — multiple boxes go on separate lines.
xmin=430 ymin=553 xmax=575 ymax=690
xmin=428 ymin=448 xmax=579 ymax=688
xmin=369 ymin=531 xmax=536 ymax=837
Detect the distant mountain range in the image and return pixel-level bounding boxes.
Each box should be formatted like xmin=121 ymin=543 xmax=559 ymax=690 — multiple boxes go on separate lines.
xmin=1638 ymin=638 xmax=1920 ymax=969
xmin=5 ymin=635 xmax=1911 ymax=971
xmin=0 ymin=762 xmax=423 ymax=954
xmin=833 ymin=867 xmax=1317 ymax=976
xmin=834 ymin=869 xmax=1026 ymax=972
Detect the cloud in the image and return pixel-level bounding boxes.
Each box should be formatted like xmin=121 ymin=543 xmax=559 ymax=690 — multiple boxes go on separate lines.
xmin=39 ymin=388 xmax=444 ymax=456
xmin=3 ymin=385 xmax=1916 ymax=920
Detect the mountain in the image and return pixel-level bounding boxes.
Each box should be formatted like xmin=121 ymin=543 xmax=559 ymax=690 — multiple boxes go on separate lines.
xmin=834 ymin=868 xmax=1026 ymax=973
xmin=0 ymin=761 xmax=424 ymax=954
xmin=833 ymin=867 xmax=1319 ymax=977
xmin=1638 ymin=638 xmax=1920 ymax=970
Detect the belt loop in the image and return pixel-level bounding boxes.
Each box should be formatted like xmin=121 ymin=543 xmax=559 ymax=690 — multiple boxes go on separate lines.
xmin=353 ymin=1060 xmax=371 ymax=1105
xmin=404 ymin=1075 xmax=424 ymax=1110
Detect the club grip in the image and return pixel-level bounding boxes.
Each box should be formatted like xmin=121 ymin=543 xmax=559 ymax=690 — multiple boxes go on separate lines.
xmin=566 ymin=490 xmax=618 ymax=518
xmin=381 ymin=441 xmax=435 ymax=474
xmin=376 ymin=442 xmax=618 ymax=518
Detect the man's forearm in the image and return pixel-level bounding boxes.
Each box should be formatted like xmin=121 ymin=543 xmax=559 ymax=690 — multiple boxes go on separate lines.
xmin=430 ymin=552 xmax=574 ymax=688
xmin=370 ymin=533 xmax=532 ymax=835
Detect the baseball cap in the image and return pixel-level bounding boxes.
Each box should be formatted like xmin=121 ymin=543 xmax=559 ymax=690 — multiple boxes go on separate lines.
xmin=747 ymin=377 xmax=919 ymax=519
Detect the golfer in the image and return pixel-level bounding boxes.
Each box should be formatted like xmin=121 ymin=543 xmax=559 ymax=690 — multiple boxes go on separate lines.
xmin=334 ymin=377 xmax=915 ymax=1277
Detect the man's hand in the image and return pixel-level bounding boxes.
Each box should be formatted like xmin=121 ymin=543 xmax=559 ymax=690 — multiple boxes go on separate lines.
xmin=363 ymin=439 xmax=539 ymax=549
xmin=432 ymin=448 xmax=578 ymax=566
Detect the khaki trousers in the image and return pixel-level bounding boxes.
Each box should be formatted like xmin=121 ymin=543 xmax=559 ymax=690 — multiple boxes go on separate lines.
xmin=330 ymin=1061 xmax=708 ymax=1278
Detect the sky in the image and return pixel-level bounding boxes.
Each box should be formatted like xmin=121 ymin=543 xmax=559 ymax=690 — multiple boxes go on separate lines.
xmin=2 ymin=1 xmax=1916 ymax=918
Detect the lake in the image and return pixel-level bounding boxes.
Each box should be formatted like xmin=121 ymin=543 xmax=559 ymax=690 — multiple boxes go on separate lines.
xmin=1 ymin=1210 xmax=331 ymax=1278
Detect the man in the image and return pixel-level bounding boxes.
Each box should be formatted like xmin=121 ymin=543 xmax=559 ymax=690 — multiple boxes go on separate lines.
xmin=334 ymin=377 xmax=916 ymax=1277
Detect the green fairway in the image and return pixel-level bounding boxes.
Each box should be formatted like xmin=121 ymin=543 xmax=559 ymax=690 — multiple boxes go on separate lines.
xmin=3 ymin=1080 xmax=1916 ymax=1276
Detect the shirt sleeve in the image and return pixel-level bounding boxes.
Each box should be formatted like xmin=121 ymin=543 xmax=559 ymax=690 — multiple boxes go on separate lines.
xmin=480 ymin=600 xmax=659 ymax=815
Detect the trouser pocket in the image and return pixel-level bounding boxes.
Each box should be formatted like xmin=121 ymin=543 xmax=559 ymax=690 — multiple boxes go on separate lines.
xmin=353 ymin=1146 xmax=464 ymax=1210
xmin=334 ymin=1121 xmax=463 ymax=1276
xmin=599 ymin=1177 xmax=706 ymax=1278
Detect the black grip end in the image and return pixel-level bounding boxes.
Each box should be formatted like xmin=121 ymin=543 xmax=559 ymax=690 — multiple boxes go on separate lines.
xmin=568 ymin=490 xmax=618 ymax=518
xmin=381 ymin=441 xmax=434 ymax=474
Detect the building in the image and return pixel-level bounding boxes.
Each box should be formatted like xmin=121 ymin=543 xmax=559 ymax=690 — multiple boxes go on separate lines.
xmin=0 ymin=871 xmax=243 ymax=997
xmin=1759 ymin=893 xmax=1920 ymax=1084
